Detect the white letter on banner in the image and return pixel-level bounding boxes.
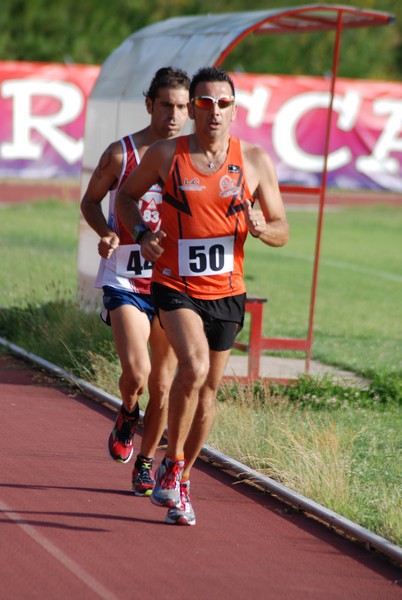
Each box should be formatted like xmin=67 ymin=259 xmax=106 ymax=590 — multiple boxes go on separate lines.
xmin=272 ymin=91 xmax=361 ymax=171
xmin=1 ymin=80 xmax=83 ymax=163
xmin=235 ymin=86 xmax=271 ymax=128
xmin=356 ymin=99 xmax=402 ymax=174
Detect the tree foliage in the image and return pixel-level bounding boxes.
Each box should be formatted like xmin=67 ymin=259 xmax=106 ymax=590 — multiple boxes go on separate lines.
xmin=0 ymin=0 xmax=400 ymax=80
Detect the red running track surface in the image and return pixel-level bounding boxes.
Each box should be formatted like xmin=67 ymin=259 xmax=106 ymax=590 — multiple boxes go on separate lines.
xmin=1 ymin=354 xmax=401 ymax=600
xmin=0 ymin=179 xmax=401 ymax=206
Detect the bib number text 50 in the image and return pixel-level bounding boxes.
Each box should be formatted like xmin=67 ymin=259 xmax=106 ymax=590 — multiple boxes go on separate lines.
xmin=178 ymin=236 xmax=234 ymax=276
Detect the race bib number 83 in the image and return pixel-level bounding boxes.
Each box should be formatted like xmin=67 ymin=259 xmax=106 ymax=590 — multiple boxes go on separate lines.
xmin=178 ymin=236 xmax=234 ymax=277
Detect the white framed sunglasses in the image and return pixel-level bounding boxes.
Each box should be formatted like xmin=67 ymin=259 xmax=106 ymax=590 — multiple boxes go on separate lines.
xmin=192 ymin=95 xmax=235 ymax=110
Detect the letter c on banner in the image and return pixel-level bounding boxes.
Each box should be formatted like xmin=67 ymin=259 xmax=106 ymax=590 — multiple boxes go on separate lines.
xmin=272 ymin=91 xmax=361 ymax=172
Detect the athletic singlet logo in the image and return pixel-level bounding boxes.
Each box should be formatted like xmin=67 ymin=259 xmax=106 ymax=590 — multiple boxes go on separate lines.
xmin=219 ymin=175 xmax=242 ymax=198
xmin=179 ymin=178 xmax=205 ymax=191
xmin=138 ymin=188 xmax=162 ymax=225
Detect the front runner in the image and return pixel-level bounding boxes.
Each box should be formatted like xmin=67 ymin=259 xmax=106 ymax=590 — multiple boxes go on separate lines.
xmin=117 ymin=66 xmax=289 ymax=525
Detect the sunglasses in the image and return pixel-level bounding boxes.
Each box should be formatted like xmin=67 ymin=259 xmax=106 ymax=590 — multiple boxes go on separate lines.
xmin=192 ymin=95 xmax=235 ymax=110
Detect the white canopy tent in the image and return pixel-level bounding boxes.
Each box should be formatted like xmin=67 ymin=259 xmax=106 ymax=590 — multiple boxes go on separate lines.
xmin=77 ymin=5 xmax=394 ymax=375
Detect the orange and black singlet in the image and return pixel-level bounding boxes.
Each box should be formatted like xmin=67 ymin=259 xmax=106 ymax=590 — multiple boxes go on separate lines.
xmin=152 ymin=135 xmax=254 ymax=300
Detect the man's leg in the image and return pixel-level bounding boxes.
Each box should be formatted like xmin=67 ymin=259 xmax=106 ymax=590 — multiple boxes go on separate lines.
xmin=108 ymin=305 xmax=151 ymax=463
xmin=150 ymin=308 xmax=209 ymax=507
xmin=160 ymin=308 xmax=210 ymax=457
xmin=110 ymin=304 xmax=152 ymax=411
xmin=141 ymin=317 xmax=177 ymax=458
xmin=164 ymin=348 xmax=230 ymax=526
xmin=132 ymin=318 xmax=177 ymax=496
xmin=183 ymin=348 xmax=231 ymax=474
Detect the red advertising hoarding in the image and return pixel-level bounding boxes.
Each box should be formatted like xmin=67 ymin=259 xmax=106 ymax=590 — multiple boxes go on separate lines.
xmin=0 ymin=61 xmax=401 ymax=192
xmin=0 ymin=61 xmax=99 ymax=179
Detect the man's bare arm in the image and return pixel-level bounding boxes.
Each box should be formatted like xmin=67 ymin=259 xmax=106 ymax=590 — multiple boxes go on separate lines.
xmin=80 ymin=142 xmax=122 ymax=257
xmin=243 ymin=144 xmax=289 ymax=247
xmin=80 ymin=143 xmax=120 ymax=234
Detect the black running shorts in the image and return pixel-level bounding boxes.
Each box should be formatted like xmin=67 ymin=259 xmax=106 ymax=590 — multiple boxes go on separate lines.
xmin=151 ymin=282 xmax=246 ymax=351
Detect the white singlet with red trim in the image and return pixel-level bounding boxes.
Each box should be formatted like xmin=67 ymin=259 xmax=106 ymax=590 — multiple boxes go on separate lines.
xmin=94 ymin=134 xmax=162 ymax=294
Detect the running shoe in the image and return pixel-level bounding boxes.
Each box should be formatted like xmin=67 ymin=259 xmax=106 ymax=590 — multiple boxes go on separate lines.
xmin=165 ymin=480 xmax=196 ymax=526
xmin=150 ymin=456 xmax=185 ymax=508
xmin=107 ymin=406 xmax=138 ymax=463
xmin=132 ymin=455 xmax=155 ymax=496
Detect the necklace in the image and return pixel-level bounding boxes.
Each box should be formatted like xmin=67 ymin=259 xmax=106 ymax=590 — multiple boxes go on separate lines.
xmin=193 ymin=137 xmax=228 ymax=170
xmin=205 ymin=150 xmax=224 ymax=169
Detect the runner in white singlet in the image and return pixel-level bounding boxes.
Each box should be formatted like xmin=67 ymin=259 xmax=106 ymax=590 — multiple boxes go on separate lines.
xmin=80 ymin=67 xmax=190 ymax=495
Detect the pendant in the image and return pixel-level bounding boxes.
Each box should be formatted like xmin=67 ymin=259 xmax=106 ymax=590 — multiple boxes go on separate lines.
xmin=208 ymin=162 xmax=214 ymax=169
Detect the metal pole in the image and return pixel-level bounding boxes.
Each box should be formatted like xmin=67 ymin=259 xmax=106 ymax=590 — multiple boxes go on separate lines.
xmin=305 ymin=11 xmax=344 ymax=372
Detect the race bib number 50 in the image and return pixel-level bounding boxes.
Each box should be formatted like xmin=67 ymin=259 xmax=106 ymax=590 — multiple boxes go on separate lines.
xmin=178 ymin=236 xmax=234 ymax=276
xmin=115 ymin=244 xmax=153 ymax=278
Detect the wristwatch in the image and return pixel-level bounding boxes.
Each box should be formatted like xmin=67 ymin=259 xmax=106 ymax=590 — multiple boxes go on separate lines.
xmin=133 ymin=224 xmax=151 ymax=244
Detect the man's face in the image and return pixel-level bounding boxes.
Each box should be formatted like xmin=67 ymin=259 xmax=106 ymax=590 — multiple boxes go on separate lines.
xmin=188 ymin=80 xmax=236 ymax=138
xmin=147 ymin=87 xmax=189 ymax=139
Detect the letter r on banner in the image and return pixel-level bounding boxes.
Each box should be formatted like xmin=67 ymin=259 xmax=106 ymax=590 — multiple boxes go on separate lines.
xmin=1 ymin=79 xmax=83 ymax=163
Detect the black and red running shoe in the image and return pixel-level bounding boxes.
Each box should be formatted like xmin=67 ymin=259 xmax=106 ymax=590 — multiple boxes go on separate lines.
xmin=108 ymin=406 xmax=138 ymax=463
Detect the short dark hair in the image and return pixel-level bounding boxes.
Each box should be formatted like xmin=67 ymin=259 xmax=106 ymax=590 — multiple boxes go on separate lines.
xmin=189 ymin=66 xmax=235 ymax=100
xmin=144 ymin=67 xmax=190 ymax=101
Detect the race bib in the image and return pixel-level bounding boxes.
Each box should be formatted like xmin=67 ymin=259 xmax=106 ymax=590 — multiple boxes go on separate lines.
xmin=115 ymin=244 xmax=153 ymax=278
xmin=178 ymin=236 xmax=234 ymax=277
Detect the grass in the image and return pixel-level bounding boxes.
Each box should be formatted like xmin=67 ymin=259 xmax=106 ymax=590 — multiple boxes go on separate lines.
xmin=0 ymin=200 xmax=78 ymax=306
xmin=0 ymin=199 xmax=401 ymax=546
xmin=241 ymin=204 xmax=402 ymax=376
xmin=1 ymin=200 xmax=401 ymax=377
xmin=211 ymin=381 xmax=401 ymax=545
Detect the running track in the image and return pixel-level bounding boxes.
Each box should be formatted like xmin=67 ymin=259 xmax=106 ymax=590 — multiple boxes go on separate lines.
xmin=1 ymin=179 xmax=401 ymax=206
xmin=1 ymin=354 xmax=401 ymax=599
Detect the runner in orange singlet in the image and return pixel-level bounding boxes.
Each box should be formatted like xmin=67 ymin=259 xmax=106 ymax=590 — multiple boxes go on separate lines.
xmin=117 ymin=66 xmax=289 ymax=526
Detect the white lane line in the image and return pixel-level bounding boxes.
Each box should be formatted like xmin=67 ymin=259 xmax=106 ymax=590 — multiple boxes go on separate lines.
xmin=0 ymin=500 xmax=118 ymax=600
xmin=280 ymin=252 xmax=402 ymax=283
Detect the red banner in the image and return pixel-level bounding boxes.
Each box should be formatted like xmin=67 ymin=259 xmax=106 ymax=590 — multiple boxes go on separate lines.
xmin=0 ymin=61 xmax=401 ymax=192
xmin=0 ymin=61 xmax=99 ymax=179
xmin=231 ymin=73 xmax=402 ymax=192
